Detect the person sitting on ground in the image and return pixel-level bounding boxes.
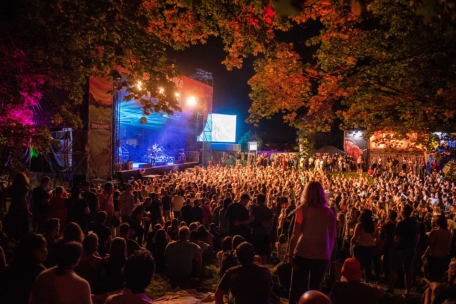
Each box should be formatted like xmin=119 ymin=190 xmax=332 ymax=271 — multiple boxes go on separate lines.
xmin=329 ymin=258 xmax=384 ymax=304
xmin=152 ymin=228 xmax=168 ymax=273
xmin=46 ymin=221 xmax=84 ymax=267
xmin=74 ymin=233 xmax=104 ymax=293
xmin=209 ymin=223 xmax=222 ymax=252
xmin=0 ymin=233 xmax=47 ymax=304
xmin=431 ymin=260 xmax=456 ymax=304
xmin=275 ymin=233 xmax=288 ymax=261
xmin=220 ymin=235 xmax=245 ymax=276
xmin=119 ymin=223 xmax=141 ymax=256
xmin=164 ymin=226 xmax=201 ymax=287
xmin=30 ymin=241 xmax=92 ymax=304
xmin=272 ymin=257 xmax=293 ymax=299
xmin=298 ymin=290 xmax=332 ymax=304
xmin=105 ymin=249 xmax=155 ymax=304
xmin=329 ymin=247 xmax=350 ymax=287
xmin=167 ymin=219 xmax=179 ymax=241
xmin=98 ymin=237 xmax=127 ymax=294
xmin=217 ymin=236 xmax=233 ymax=268
xmin=215 ymin=242 xmax=273 ymax=304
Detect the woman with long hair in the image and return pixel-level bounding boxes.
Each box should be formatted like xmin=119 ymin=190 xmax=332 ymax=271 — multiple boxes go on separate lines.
xmin=152 ymin=229 xmax=168 ymax=273
xmin=98 ymin=237 xmax=127 ymax=293
xmin=422 ymin=214 xmax=452 ymax=282
xmin=167 ymin=219 xmax=179 ymax=241
xmin=45 ymin=221 xmax=84 ymax=268
xmin=74 ymin=233 xmax=104 ymax=292
xmin=351 ymin=209 xmax=377 ymax=283
xmin=288 ymin=181 xmax=337 ymax=303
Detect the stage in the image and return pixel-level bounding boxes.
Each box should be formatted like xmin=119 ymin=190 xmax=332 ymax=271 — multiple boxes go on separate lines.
xmin=117 ymin=161 xmax=199 ymax=182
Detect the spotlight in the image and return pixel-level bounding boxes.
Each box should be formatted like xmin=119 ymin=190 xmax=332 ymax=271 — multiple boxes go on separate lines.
xmin=159 ymin=87 xmax=164 ymax=94
xmin=187 ymin=96 xmax=197 ymax=106
xmin=137 ymin=81 xmax=143 ymax=90
xmin=175 ymin=92 xmax=180 ymax=97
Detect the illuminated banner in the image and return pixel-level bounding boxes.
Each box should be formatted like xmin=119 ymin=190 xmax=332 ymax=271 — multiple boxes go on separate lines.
xmin=368 ymin=131 xmax=423 ymax=150
xmin=344 ymin=130 xmax=368 ymax=160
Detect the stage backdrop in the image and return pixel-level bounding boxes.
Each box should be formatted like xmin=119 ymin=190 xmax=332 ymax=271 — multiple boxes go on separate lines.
xmin=344 ymin=130 xmax=368 ymax=161
xmin=88 ymin=77 xmax=113 ymax=179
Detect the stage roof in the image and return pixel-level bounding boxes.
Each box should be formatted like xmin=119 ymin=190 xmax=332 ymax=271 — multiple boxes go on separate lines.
xmin=119 ymin=76 xmax=213 ymax=130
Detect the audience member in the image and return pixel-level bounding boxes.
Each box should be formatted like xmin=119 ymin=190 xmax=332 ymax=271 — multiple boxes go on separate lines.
xmin=329 ymin=258 xmax=384 ymax=304
xmin=30 ymin=241 xmax=92 ymax=304
xmin=215 ymin=242 xmax=273 ymax=304
xmin=105 ymin=249 xmax=155 ymax=304
xmin=0 ymin=233 xmax=47 ymax=304
xmin=288 ymin=181 xmax=337 ymax=303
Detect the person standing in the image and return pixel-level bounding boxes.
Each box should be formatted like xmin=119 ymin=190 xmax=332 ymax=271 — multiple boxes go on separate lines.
xmin=387 ymin=204 xmax=420 ymax=296
xmin=250 ymin=193 xmax=273 ymax=265
xmin=32 ymin=176 xmax=51 ymax=233
xmin=161 ymin=191 xmax=172 ymax=221
xmin=98 ymin=183 xmax=115 ymax=229
xmin=3 ymin=172 xmax=31 ymax=239
xmin=171 ymin=190 xmax=185 ymax=222
xmin=119 ymin=184 xmax=135 ymax=224
xmin=65 ymin=186 xmax=90 ymax=233
xmin=421 ymin=214 xmax=452 ymax=282
xmin=225 ymin=193 xmax=252 ymax=240
xmin=381 ymin=210 xmax=397 ymax=278
xmin=81 ymin=181 xmax=98 ymax=224
xmin=288 ymin=181 xmax=337 ymax=304
xmin=351 ymin=209 xmax=377 ymax=283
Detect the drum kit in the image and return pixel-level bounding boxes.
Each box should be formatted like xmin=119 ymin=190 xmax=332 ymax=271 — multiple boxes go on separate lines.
xmin=147 ymin=143 xmax=174 ymax=165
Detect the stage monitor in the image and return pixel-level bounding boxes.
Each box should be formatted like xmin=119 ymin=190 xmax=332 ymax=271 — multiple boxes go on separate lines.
xmin=212 ymin=114 xmax=236 ymax=143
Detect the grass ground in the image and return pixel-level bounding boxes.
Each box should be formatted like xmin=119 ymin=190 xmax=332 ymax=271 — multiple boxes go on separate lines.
xmin=145 ymin=261 xmax=423 ymax=303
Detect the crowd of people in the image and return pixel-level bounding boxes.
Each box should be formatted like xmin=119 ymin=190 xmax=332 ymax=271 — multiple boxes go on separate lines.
xmin=0 ymin=156 xmax=456 ymax=303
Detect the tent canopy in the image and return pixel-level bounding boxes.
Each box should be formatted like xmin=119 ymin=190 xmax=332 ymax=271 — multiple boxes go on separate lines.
xmin=315 ymin=146 xmax=346 ymax=155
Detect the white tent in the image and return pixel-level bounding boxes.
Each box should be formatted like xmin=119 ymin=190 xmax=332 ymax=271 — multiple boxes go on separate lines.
xmin=315 ymin=146 xmax=346 ymax=155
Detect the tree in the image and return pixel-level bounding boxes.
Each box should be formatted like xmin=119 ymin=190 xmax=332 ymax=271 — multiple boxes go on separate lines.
xmin=0 ymin=0 xmax=289 ymax=174
xmin=238 ymin=131 xmax=263 ymax=151
xmin=248 ymin=0 xmax=456 ymax=149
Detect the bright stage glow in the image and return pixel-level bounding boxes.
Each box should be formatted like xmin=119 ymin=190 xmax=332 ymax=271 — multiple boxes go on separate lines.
xmin=136 ymin=81 xmax=143 ymax=90
xmin=212 ymin=114 xmax=236 ymax=143
xmin=175 ymin=92 xmax=180 ymax=97
xmin=158 ymin=87 xmax=164 ymax=94
xmin=187 ymin=96 xmax=197 ymax=106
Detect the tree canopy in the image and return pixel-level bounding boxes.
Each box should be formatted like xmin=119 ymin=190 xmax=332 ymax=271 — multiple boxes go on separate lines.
xmin=2 ymin=0 xmax=455 ymax=173
xmin=0 ymin=0 xmax=287 ymax=173
xmin=248 ymin=0 xmax=456 ymax=149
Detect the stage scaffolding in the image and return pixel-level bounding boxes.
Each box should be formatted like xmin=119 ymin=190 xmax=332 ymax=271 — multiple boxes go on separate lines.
xmin=113 ymin=91 xmax=122 ymax=174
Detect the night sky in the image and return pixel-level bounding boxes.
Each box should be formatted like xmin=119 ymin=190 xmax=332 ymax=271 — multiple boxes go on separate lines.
xmin=167 ymin=36 xmax=298 ymax=149
xmin=167 ymin=21 xmax=324 ymax=150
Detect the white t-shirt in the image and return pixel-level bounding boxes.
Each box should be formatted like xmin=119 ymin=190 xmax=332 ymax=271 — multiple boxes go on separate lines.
xmin=171 ymin=195 xmax=185 ymax=212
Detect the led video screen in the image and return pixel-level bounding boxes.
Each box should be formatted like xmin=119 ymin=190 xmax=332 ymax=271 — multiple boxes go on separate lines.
xmin=198 ymin=113 xmax=236 ymax=143
xmin=212 ymin=114 xmax=236 ymax=142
